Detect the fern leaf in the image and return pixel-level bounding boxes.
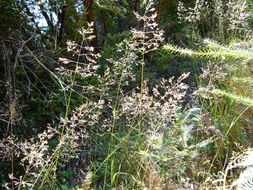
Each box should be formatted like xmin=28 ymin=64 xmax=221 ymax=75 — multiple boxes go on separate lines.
xmin=231 ymin=77 xmax=253 ymax=85
xmin=198 ymin=88 xmax=253 ymax=107
xmin=163 ymin=40 xmax=253 ymax=60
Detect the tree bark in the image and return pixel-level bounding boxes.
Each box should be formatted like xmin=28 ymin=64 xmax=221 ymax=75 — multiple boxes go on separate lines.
xmin=83 ymin=0 xmax=99 ymax=53
xmin=156 ymin=0 xmax=164 ymax=24
xmin=134 ymin=0 xmax=140 ymax=12
xmin=58 ymin=4 xmax=67 ymax=44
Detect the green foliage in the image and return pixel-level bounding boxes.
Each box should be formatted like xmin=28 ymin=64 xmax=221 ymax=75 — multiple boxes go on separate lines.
xmin=0 ymin=0 xmax=23 ymax=37
xmin=163 ymin=39 xmax=253 ymax=60
xmin=150 ymin=47 xmax=202 ymax=82
xmin=164 ymin=38 xmax=253 ymax=109
xmin=0 ymin=0 xmax=253 ymax=189
xmin=198 ymin=88 xmax=253 ymax=107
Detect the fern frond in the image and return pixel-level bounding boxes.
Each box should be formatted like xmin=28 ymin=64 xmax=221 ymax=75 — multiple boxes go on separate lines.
xmin=163 ymin=40 xmax=253 ymax=60
xmin=198 ymin=88 xmax=253 ymax=107
xmin=203 ymin=39 xmax=231 ymax=50
xmin=204 ymin=38 xmax=253 ymax=56
xmin=231 ymin=77 xmax=253 ymax=85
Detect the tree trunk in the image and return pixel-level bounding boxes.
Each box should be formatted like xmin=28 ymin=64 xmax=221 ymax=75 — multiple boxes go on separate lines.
xmin=156 ymin=0 xmax=164 ymax=24
xmin=134 ymin=0 xmax=140 ymax=12
xmin=83 ymin=0 xmax=99 ymax=53
xmin=58 ymin=4 xmax=67 ymax=44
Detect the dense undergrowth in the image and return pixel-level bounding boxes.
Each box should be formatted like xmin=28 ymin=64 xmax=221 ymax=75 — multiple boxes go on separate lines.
xmin=1 ymin=0 xmax=253 ymax=189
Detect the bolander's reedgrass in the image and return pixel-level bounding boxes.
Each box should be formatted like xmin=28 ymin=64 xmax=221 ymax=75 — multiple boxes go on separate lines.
xmin=177 ymin=0 xmax=252 ymax=42
xmin=3 ymin=1 xmax=244 ymax=189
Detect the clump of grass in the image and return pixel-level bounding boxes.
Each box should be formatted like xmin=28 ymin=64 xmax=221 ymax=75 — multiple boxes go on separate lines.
xmin=164 ymin=6 xmax=253 ymax=188
xmin=177 ymin=0 xmax=252 ymax=42
xmin=2 ymin=1 xmax=253 ymax=189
